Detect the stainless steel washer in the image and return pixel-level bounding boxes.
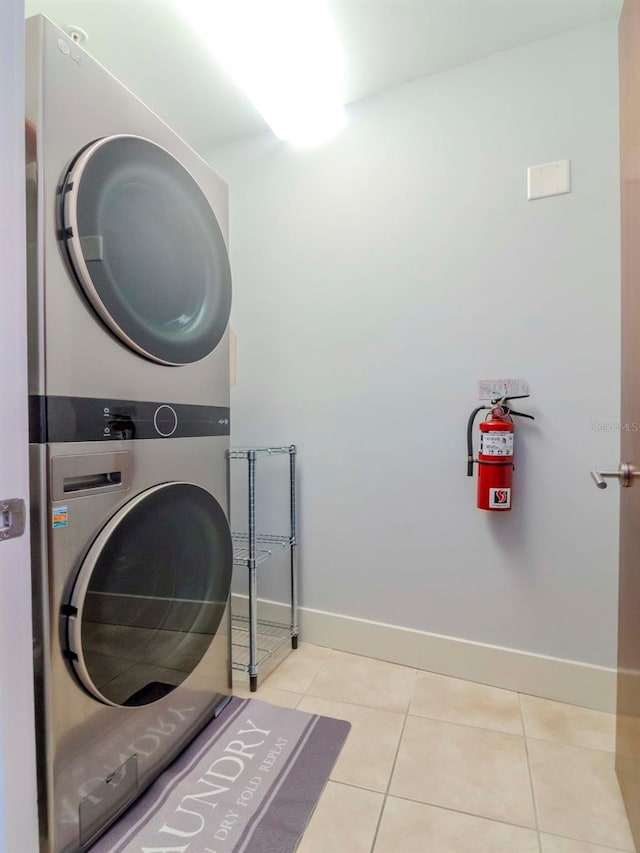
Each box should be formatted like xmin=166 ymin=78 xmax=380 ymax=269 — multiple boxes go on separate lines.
xmin=30 ymin=435 xmax=233 ymax=853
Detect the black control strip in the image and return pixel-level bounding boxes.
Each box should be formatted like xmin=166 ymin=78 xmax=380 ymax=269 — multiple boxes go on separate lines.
xmin=29 ymin=395 xmax=230 ymax=443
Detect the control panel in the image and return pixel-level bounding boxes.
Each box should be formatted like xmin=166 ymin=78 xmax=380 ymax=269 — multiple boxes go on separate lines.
xmin=29 ymin=395 xmax=230 ymax=443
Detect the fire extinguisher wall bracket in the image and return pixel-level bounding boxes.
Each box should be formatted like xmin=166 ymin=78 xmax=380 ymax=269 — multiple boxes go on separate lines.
xmin=466 ymin=397 xmax=534 ymax=512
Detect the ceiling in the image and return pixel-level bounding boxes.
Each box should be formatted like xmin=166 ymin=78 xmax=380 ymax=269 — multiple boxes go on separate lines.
xmin=24 ymin=0 xmax=621 ymax=155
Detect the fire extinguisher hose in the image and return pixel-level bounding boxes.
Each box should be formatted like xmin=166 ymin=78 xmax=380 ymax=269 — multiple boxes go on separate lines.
xmin=467 ymin=406 xmax=486 ymax=476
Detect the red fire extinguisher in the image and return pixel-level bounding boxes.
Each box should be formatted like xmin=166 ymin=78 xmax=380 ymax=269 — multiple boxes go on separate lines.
xmin=467 ymin=396 xmax=534 ymax=512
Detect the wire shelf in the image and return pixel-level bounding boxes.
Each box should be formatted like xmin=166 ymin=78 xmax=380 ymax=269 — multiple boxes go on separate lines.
xmin=228 ymin=446 xmax=294 ymax=458
xmin=232 ymin=532 xmax=291 ymax=547
xmin=231 ymin=532 xmax=289 ymax=567
xmin=232 ymin=547 xmax=271 ymax=567
xmin=231 ymin=616 xmax=291 ymax=672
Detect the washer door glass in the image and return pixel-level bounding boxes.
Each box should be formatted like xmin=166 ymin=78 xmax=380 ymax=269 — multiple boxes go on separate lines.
xmin=67 ymin=483 xmax=233 ymax=707
xmin=61 ymin=135 xmax=232 ymax=365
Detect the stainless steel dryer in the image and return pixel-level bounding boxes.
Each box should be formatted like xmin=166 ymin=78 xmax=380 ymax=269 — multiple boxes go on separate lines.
xmin=25 ymin=14 xmax=232 ymax=405
xmin=29 ymin=431 xmax=233 ymax=853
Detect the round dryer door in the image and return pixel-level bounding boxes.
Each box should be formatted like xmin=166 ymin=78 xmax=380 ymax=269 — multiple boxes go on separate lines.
xmin=60 ymin=135 xmax=232 ymax=365
xmin=66 ymin=482 xmax=233 ymax=707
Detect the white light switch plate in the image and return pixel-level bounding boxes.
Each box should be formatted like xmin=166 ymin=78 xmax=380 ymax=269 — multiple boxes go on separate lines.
xmin=527 ymin=159 xmax=571 ymax=200
xmin=478 ymin=379 xmax=529 ymax=400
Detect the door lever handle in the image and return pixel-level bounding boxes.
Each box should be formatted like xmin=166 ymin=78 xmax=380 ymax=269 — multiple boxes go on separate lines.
xmin=590 ymin=463 xmax=639 ymax=489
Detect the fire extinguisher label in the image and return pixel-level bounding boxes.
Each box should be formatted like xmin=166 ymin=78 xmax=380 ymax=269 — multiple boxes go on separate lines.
xmin=480 ymin=432 xmax=514 ymax=456
xmin=489 ymin=488 xmax=511 ymax=508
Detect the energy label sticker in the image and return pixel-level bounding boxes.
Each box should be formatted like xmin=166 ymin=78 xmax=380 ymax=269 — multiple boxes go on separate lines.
xmin=52 ymin=506 xmax=68 ymax=528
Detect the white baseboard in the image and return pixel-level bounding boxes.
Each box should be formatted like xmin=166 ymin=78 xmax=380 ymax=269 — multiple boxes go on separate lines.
xmin=231 ymin=594 xmax=616 ymax=713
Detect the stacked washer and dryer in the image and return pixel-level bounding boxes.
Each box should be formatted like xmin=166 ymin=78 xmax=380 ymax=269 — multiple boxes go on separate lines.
xmin=26 ymin=15 xmax=234 ymax=853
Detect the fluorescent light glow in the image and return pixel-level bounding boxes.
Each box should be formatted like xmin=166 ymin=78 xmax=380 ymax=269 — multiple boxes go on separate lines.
xmin=179 ymin=0 xmax=346 ymax=145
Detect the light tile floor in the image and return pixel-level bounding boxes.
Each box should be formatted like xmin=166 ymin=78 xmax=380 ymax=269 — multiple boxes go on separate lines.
xmin=234 ymin=643 xmax=635 ymax=853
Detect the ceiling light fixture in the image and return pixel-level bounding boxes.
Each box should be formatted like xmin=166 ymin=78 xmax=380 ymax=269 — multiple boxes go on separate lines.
xmin=178 ymin=0 xmax=346 ymax=146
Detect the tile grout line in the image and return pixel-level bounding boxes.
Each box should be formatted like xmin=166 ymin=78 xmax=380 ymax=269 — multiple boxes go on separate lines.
xmin=518 ymin=692 xmax=544 ymax=853
xmin=540 ymin=829 xmax=633 ymax=853
xmin=369 ymin=672 xmax=417 ymax=852
xmin=525 ymin=733 xmax=617 ymax=756
xmin=300 ymin=648 xmax=337 ymax=697
xmin=404 ymin=709 xmax=526 ymax=737
xmin=379 ymin=791 xmax=539 ymax=833
xmin=257 ymin=646 xmax=335 ymax=696
xmin=261 ymin=687 xmax=533 ymax=735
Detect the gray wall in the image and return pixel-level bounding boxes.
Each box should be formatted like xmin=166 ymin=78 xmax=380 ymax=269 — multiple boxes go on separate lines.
xmin=211 ymin=20 xmax=621 ymax=667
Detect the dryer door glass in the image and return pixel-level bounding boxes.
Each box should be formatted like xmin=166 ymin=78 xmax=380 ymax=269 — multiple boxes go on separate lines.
xmin=61 ymin=135 xmax=232 ymax=365
xmin=67 ymin=482 xmax=233 ymax=707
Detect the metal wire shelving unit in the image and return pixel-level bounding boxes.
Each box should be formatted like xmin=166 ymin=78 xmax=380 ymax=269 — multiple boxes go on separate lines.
xmin=229 ymin=445 xmax=298 ymax=691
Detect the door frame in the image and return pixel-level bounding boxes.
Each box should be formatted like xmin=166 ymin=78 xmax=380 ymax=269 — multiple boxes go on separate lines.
xmin=0 ymin=0 xmax=39 ymax=849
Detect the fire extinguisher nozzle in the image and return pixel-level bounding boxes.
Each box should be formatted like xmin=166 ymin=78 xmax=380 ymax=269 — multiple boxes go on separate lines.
xmin=467 ymin=458 xmax=474 ymax=477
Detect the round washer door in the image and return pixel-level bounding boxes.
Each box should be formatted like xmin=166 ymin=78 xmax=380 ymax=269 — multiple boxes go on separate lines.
xmin=60 ymin=135 xmax=232 ymax=365
xmin=66 ymin=482 xmax=233 ymax=707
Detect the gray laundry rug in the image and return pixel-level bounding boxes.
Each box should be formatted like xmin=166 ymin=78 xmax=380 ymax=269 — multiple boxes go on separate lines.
xmin=91 ymin=696 xmax=350 ymax=853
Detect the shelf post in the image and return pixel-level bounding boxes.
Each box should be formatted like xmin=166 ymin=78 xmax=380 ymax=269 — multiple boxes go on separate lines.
xmin=289 ymin=445 xmax=299 ymax=649
xmin=247 ymin=449 xmax=258 ymax=690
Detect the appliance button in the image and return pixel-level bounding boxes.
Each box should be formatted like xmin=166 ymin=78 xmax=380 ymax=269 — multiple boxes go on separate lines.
xmin=153 ymin=405 xmax=178 ymax=437
xmin=109 ymin=417 xmax=135 ymax=440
